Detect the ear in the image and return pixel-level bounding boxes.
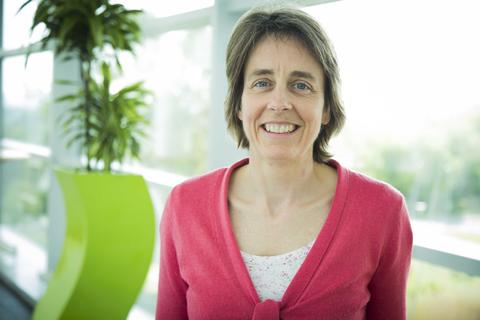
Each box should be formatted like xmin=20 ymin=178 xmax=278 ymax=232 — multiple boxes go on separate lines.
xmin=322 ymin=107 xmax=330 ymax=125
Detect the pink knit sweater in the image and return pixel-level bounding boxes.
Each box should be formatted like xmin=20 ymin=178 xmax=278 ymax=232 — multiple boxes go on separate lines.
xmin=156 ymin=158 xmax=413 ymax=319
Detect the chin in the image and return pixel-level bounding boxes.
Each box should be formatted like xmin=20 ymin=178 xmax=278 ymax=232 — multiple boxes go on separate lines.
xmin=256 ymin=149 xmax=300 ymax=163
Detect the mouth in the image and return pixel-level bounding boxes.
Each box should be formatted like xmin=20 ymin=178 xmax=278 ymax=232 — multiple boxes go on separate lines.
xmin=261 ymin=123 xmax=300 ymax=134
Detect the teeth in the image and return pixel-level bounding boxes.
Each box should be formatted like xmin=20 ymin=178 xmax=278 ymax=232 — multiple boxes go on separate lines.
xmin=264 ymin=123 xmax=296 ymax=133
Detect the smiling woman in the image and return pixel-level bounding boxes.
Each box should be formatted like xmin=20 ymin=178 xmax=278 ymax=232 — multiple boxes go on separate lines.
xmin=239 ymin=36 xmax=328 ymax=163
xmin=225 ymin=8 xmax=345 ymax=164
xmin=156 ymin=5 xmax=413 ymax=320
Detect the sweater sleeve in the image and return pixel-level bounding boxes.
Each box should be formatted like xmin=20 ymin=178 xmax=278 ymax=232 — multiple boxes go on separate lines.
xmin=366 ymin=196 xmax=413 ymax=320
xmin=156 ymin=191 xmax=188 ymax=320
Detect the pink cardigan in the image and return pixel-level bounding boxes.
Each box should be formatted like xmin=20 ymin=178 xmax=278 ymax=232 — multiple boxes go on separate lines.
xmin=156 ymin=158 xmax=413 ymax=319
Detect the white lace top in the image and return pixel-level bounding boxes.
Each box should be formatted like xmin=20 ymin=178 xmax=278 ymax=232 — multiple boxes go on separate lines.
xmin=240 ymin=240 xmax=315 ymax=302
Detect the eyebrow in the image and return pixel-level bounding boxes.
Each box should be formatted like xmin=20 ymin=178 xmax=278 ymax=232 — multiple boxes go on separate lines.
xmin=290 ymin=70 xmax=316 ymax=81
xmin=248 ymin=69 xmax=274 ymax=78
xmin=247 ymin=69 xmax=317 ymax=81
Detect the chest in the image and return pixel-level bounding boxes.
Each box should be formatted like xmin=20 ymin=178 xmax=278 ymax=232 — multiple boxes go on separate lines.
xmin=228 ymin=199 xmax=331 ymax=256
xmin=181 ymin=211 xmax=373 ymax=320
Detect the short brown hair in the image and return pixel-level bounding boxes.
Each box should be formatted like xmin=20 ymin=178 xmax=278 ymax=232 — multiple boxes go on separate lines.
xmin=225 ymin=6 xmax=345 ymax=163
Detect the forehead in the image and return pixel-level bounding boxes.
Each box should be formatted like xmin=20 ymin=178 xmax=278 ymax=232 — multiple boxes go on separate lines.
xmin=244 ymin=35 xmax=323 ymax=77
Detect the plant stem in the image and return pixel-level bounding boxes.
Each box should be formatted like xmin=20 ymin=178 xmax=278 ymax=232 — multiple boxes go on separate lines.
xmin=81 ymin=57 xmax=92 ymax=171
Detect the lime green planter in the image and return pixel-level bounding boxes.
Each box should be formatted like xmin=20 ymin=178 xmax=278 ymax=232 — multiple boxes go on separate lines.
xmin=33 ymin=170 xmax=155 ymax=320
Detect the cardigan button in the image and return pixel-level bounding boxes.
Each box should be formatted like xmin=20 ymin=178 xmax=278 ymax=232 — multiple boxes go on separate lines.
xmin=252 ymin=299 xmax=280 ymax=319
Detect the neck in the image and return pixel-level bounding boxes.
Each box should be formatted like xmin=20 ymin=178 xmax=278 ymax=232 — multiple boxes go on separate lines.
xmin=242 ymin=155 xmax=323 ymax=218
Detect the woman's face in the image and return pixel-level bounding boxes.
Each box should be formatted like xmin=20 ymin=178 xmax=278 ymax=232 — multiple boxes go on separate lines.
xmin=240 ymin=36 xmax=329 ymax=163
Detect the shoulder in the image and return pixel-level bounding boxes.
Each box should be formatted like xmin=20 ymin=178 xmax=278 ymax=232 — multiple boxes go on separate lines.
xmin=335 ymin=163 xmax=407 ymax=224
xmin=338 ymin=164 xmax=412 ymax=242
xmin=168 ymin=166 xmax=228 ymax=205
xmin=162 ymin=158 xmax=248 ymax=230
xmin=168 ymin=158 xmax=248 ymax=202
xmin=329 ymin=159 xmax=404 ymax=206
xmin=348 ymin=168 xmax=404 ymax=204
xmin=161 ymin=166 xmax=229 ymax=234
xmin=330 ymin=161 xmax=404 ymax=202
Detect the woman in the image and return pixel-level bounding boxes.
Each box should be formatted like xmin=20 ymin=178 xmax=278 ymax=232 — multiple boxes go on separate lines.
xmin=156 ymin=6 xmax=412 ymax=320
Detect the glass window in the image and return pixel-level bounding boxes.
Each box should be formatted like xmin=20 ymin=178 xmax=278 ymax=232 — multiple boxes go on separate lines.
xmin=0 ymin=154 xmax=50 ymax=298
xmin=3 ymin=0 xmax=45 ymax=50
xmin=2 ymin=52 xmax=53 ymax=146
xmin=407 ymin=259 xmax=480 ymax=319
xmin=305 ymin=1 xmax=480 ymax=316
xmin=305 ymin=0 xmax=480 ymax=247
xmin=0 ymin=156 xmax=49 ymax=247
xmin=115 ymin=26 xmax=212 ymax=176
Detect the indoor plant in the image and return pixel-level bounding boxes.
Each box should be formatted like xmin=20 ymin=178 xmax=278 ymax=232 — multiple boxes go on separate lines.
xmin=20 ymin=0 xmax=151 ymax=171
xmin=19 ymin=0 xmax=155 ymax=319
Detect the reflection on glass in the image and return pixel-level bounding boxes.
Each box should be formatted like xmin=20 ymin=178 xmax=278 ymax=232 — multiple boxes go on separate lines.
xmin=115 ymin=26 xmax=212 ymax=176
xmin=305 ymin=0 xmax=480 ymax=245
xmin=2 ymin=52 xmax=53 ymax=146
xmin=0 ymin=154 xmax=49 ymax=300
xmin=0 ymin=156 xmax=49 ymax=248
xmin=3 ymin=0 xmax=45 ymax=50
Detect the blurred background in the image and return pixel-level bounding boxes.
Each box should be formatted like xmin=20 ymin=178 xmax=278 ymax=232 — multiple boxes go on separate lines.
xmin=0 ymin=0 xmax=479 ymax=319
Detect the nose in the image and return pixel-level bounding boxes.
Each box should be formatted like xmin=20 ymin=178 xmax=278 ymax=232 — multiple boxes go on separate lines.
xmin=267 ymin=87 xmax=292 ymax=112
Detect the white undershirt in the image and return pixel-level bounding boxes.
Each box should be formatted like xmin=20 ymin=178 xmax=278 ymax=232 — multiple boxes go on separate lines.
xmin=240 ymin=240 xmax=315 ymax=302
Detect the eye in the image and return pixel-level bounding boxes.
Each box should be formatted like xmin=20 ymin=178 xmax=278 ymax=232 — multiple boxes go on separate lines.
xmin=253 ymin=80 xmax=271 ymax=88
xmin=292 ymin=81 xmax=311 ymax=91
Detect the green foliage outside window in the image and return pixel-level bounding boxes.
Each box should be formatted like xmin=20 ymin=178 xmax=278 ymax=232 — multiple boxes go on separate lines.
xmin=407 ymin=259 xmax=480 ymax=320
xmin=358 ymin=113 xmax=480 ymax=220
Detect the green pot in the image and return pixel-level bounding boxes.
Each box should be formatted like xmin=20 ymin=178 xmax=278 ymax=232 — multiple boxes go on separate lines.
xmin=33 ymin=169 xmax=155 ymax=320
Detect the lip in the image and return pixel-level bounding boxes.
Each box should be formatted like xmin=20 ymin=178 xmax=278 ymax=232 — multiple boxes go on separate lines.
xmin=260 ymin=123 xmax=301 ymax=136
xmin=261 ymin=121 xmax=299 ymax=126
xmin=259 ymin=121 xmax=301 ymax=131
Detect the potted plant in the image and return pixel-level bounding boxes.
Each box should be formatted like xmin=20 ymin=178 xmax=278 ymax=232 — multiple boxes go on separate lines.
xmin=19 ymin=0 xmax=155 ymax=318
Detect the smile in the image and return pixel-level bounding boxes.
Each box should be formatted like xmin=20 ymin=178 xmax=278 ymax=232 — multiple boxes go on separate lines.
xmin=262 ymin=123 xmax=299 ymax=134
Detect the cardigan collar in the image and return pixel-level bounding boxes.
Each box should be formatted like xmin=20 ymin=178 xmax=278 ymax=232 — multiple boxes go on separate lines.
xmin=216 ymin=157 xmax=350 ymax=316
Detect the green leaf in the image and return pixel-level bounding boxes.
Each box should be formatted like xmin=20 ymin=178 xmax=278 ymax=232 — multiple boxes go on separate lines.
xmin=101 ymin=62 xmax=111 ymax=83
xmin=55 ymin=79 xmax=78 ymax=86
xmin=66 ymin=132 xmax=85 ymax=149
xmin=57 ymin=15 xmax=80 ymax=45
xmin=16 ymin=0 xmax=34 ymax=15
xmin=56 ymin=93 xmax=81 ymax=103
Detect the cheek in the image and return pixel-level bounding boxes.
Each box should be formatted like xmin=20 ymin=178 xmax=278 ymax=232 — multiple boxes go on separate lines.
xmin=311 ymin=100 xmax=327 ymax=125
xmin=299 ymin=105 xmax=323 ymax=126
xmin=240 ymin=94 xmax=262 ymax=125
xmin=297 ymin=105 xmax=325 ymax=138
xmin=239 ymin=91 xmax=250 ymax=120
